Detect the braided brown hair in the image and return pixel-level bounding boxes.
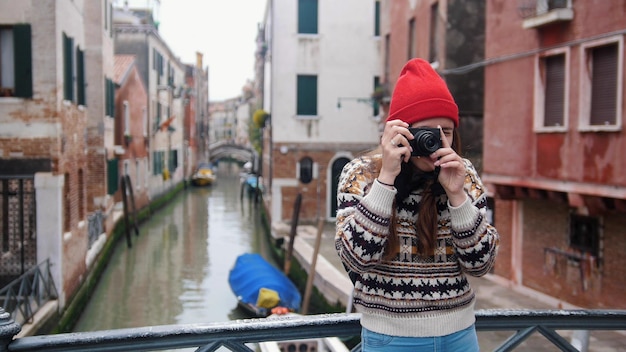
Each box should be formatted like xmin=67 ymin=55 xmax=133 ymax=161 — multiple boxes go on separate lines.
xmin=379 ymin=129 xmax=462 ymax=259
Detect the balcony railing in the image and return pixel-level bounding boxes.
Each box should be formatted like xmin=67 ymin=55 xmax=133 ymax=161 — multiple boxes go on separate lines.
xmin=2 ymin=309 xmax=625 ymax=351
xmin=517 ymin=0 xmax=574 ymax=29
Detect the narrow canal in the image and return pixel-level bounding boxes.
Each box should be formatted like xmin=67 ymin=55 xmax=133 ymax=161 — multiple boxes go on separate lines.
xmin=73 ymin=162 xmax=274 ymax=332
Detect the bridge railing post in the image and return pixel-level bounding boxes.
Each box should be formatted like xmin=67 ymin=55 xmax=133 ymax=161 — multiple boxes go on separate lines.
xmin=0 ymin=308 xmax=21 ymax=352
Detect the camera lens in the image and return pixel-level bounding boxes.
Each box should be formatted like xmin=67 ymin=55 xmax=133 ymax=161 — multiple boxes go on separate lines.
xmin=409 ymin=128 xmax=442 ymax=156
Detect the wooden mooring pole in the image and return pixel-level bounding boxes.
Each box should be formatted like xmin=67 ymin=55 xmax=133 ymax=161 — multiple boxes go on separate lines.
xmin=301 ymin=217 xmax=325 ymax=315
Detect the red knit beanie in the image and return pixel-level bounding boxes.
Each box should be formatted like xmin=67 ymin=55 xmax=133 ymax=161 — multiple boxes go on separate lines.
xmin=386 ymin=58 xmax=459 ymax=127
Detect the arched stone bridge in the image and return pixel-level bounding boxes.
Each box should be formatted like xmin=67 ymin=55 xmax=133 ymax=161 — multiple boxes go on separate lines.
xmin=208 ymin=140 xmax=257 ymax=164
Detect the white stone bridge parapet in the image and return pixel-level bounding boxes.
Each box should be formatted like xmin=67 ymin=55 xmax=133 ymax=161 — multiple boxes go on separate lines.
xmin=208 ymin=140 xmax=258 ymax=165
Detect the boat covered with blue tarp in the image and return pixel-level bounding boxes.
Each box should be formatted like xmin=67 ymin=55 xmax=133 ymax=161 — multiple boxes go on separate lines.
xmin=228 ymin=253 xmax=302 ymax=317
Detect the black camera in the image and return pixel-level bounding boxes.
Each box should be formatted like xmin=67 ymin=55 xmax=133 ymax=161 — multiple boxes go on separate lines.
xmin=408 ymin=127 xmax=442 ymax=157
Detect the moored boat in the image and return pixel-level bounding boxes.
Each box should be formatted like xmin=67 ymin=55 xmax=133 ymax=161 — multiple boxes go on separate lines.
xmin=191 ymin=163 xmax=216 ymax=187
xmin=228 ymin=253 xmax=301 ymax=317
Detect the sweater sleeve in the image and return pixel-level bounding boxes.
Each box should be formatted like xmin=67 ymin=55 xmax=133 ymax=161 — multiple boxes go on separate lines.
xmin=448 ymin=159 xmax=500 ymax=277
xmin=334 ymin=157 xmax=396 ymax=275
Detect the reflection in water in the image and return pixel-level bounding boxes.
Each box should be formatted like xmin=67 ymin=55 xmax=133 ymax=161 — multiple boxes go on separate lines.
xmin=74 ymin=162 xmax=271 ymax=332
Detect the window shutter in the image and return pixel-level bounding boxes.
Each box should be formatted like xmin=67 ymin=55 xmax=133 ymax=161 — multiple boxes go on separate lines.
xmin=297 ymin=75 xmax=317 ymax=116
xmin=543 ymin=54 xmax=565 ymax=127
xmin=105 ymin=78 xmax=111 ymax=116
xmin=374 ymin=1 xmax=380 ymax=37
xmin=105 ymin=78 xmax=112 ymax=116
xmin=298 ymin=0 xmax=318 ymax=34
xmin=156 ymin=102 xmax=162 ymax=127
xmin=13 ymin=24 xmax=32 ymax=98
xmin=76 ymin=47 xmax=86 ymax=106
xmin=107 ymin=158 xmax=119 ymax=195
xmin=109 ymin=78 xmax=115 ymax=116
xmin=590 ymin=44 xmax=617 ymax=125
xmin=373 ymin=76 xmax=380 ymax=117
xmin=63 ymin=33 xmax=74 ymax=101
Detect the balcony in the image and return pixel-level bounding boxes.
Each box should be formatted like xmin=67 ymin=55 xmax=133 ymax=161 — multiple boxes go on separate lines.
xmin=518 ymin=0 xmax=574 ymax=29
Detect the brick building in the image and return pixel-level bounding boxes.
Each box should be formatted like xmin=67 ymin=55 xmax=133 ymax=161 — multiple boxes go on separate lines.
xmin=0 ymin=0 xmax=115 ymax=308
xmin=379 ymin=0 xmax=486 ymax=170
xmin=483 ymin=0 xmax=626 ymax=308
xmin=113 ymin=55 xmax=150 ymax=209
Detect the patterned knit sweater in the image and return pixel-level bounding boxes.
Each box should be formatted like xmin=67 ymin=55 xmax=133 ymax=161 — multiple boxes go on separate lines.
xmin=335 ymin=154 xmax=499 ymax=337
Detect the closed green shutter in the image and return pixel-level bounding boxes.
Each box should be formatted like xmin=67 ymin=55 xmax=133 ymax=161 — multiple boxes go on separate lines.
xmin=107 ymin=159 xmax=119 ymax=195
xmin=13 ymin=24 xmax=32 ymax=98
xmin=298 ymin=0 xmax=318 ymax=34
xmin=297 ymin=75 xmax=317 ymax=116
xmin=105 ymin=78 xmax=115 ymax=117
xmin=374 ymin=1 xmax=380 ymax=37
xmin=108 ymin=78 xmax=115 ymax=116
xmin=373 ymin=76 xmax=380 ymax=117
xmin=76 ymin=47 xmax=86 ymax=106
xmin=63 ymin=33 xmax=73 ymax=101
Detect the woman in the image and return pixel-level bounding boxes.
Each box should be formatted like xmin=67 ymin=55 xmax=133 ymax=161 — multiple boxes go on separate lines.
xmin=335 ymin=58 xmax=499 ymax=351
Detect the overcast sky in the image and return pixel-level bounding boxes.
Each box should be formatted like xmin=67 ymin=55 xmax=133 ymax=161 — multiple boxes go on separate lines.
xmin=124 ymin=0 xmax=267 ymax=101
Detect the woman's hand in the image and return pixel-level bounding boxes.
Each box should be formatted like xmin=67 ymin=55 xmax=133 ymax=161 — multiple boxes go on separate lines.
xmin=432 ymin=126 xmax=467 ymax=206
xmin=379 ymin=120 xmax=413 ymax=185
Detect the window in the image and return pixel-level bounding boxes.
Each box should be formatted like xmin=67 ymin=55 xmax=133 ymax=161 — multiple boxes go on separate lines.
xmin=569 ymin=214 xmax=600 ymax=257
xmin=105 ymin=1 xmax=113 ymax=37
xmin=144 ymin=158 xmax=149 ymax=187
xmin=374 ymin=1 xmax=380 ymax=37
xmin=167 ymin=62 xmax=175 ymax=87
xmin=64 ymin=173 xmax=71 ymax=231
xmin=1 ymin=25 xmax=32 ymax=98
xmin=135 ymin=160 xmax=141 ymax=190
xmin=107 ymin=158 xmax=119 ymax=195
xmin=296 ymin=75 xmax=317 ymax=118
xmin=298 ymin=0 xmax=318 ymax=34
xmin=62 ymin=36 xmax=87 ymax=106
xmin=76 ymin=46 xmax=86 ymax=106
xmin=142 ymin=107 xmax=148 ymax=136
xmin=384 ymin=34 xmax=391 ymax=83
xmin=155 ymin=101 xmax=162 ymax=130
xmin=63 ymin=32 xmax=74 ymax=101
xmin=298 ymin=156 xmax=314 ymax=184
xmin=153 ymin=49 xmax=164 ymax=85
xmin=408 ymin=18 xmax=416 ymax=60
xmin=429 ymin=2 xmax=440 ymax=64
xmin=373 ymin=76 xmax=380 ymax=117
xmin=579 ymin=36 xmax=623 ymax=131
xmin=78 ymin=169 xmax=84 ymax=219
xmin=123 ymin=101 xmax=130 ymax=136
xmin=169 ymin=149 xmax=178 ymax=172
xmin=105 ymin=77 xmax=115 ymax=117
xmin=534 ymin=49 xmax=568 ymax=131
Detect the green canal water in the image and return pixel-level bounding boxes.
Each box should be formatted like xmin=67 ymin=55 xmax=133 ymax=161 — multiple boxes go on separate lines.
xmin=73 ymin=162 xmax=275 ymax=332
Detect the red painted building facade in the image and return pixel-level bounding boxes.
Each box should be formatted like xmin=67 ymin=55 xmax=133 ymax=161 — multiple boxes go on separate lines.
xmin=483 ymin=0 xmax=626 ymax=308
xmin=113 ymin=55 xmax=150 ymax=209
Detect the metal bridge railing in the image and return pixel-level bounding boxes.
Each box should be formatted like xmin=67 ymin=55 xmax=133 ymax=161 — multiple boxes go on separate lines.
xmin=0 ymin=259 xmax=58 ymax=325
xmin=2 ymin=309 xmax=625 ymax=352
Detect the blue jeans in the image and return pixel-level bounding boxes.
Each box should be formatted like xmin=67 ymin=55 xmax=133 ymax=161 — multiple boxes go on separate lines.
xmin=361 ymin=324 xmax=480 ymax=351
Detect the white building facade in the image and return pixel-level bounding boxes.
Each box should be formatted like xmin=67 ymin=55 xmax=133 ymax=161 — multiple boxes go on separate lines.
xmin=262 ymin=0 xmax=382 ymax=224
